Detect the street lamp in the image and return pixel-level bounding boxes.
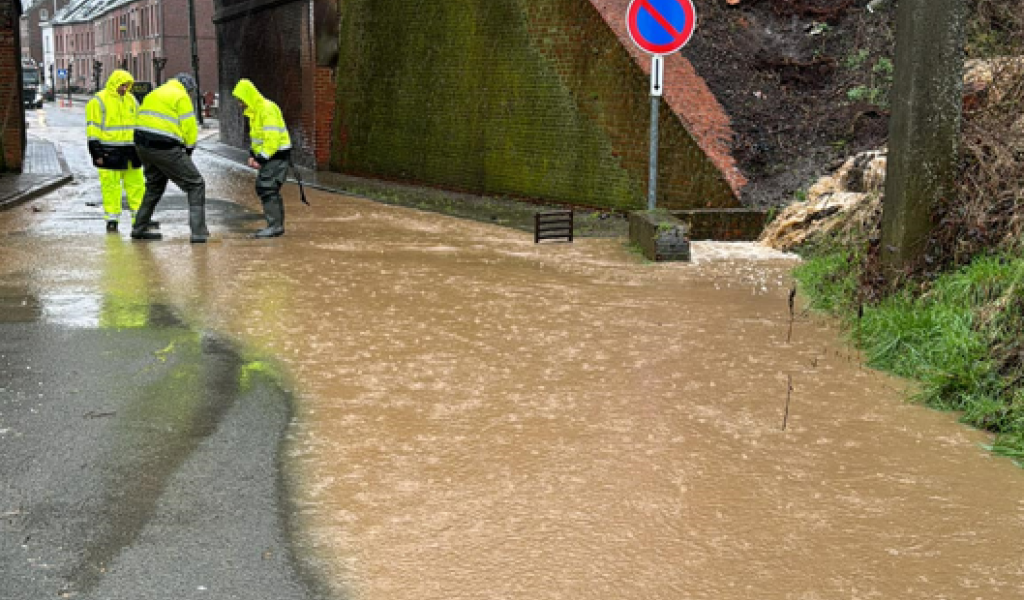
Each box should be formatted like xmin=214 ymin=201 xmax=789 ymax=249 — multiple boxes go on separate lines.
xmin=92 ymin=59 xmax=102 ymax=92
xmin=186 ymin=0 xmax=203 ymax=125
xmin=153 ymin=56 xmax=167 ymax=85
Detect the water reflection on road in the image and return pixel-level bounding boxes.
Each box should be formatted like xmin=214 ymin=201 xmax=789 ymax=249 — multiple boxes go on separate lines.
xmin=4 ymin=127 xmax=1024 ymax=599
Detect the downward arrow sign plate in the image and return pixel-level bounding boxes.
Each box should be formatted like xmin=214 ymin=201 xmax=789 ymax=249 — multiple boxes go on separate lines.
xmin=650 ymin=55 xmax=664 ymax=97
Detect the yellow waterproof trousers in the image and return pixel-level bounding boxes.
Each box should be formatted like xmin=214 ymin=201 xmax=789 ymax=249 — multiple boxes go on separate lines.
xmin=99 ymin=167 xmax=145 ymax=223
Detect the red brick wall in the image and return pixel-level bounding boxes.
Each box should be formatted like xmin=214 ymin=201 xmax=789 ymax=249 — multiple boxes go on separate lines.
xmin=311 ymin=66 xmax=335 ymax=168
xmin=215 ymin=0 xmax=320 ymax=167
xmin=160 ymin=0 xmax=218 ymax=92
xmin=1 ymin=0 xmax=26 ymax=171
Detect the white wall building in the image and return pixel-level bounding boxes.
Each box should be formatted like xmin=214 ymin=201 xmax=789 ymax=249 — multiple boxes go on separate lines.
xmin=40 ymin=17 xmax=54 ymax=92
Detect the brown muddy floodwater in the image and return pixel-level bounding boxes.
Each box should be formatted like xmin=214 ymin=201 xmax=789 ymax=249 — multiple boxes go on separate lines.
xmin=5 ymin=169 xmax=1024 ymax=600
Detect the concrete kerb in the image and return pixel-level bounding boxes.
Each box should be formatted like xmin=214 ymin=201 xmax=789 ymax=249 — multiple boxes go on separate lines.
xmin=0 ymin=175 xmax=73 ymax=212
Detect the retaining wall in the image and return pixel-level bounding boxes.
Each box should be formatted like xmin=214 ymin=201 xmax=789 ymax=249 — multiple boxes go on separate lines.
xmin=331 ymin=0 xmax=744 ymax=212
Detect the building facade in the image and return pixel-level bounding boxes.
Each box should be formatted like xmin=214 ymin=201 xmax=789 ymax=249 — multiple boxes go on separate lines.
xmin=51 ymin=0 xmax=217 ymax=94
xmin=40 ymin=18 xmax=54 ymax=90
xmin=20 ymin=0 xmax=68 ymax=66
xmin=51 ymin=13 xmax=92 ymax=91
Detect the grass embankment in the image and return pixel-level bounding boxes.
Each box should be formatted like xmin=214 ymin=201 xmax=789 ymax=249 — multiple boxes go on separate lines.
xmin=786 ymin=0 xmax=1024 ymax=464
xmin=794 ymin=250 xmax=1024 ymax=463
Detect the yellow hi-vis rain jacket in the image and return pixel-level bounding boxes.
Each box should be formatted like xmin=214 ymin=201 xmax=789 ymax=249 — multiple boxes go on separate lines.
xmin=232 ymin=79 xmax=292 ymax=164
xmin=136 ymin=79 xmax=199 ymax=149
xmin=86 ymin=70 xmax=140 ymax=167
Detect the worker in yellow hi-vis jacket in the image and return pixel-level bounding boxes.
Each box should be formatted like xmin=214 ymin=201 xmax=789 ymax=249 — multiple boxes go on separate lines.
xmin=131 ymin=73 xmax=209 ymax=243
xmin=86 ymin=69 xmax=151 ymax=233
xmin=232 ymin=78 xmax=293 ymax=238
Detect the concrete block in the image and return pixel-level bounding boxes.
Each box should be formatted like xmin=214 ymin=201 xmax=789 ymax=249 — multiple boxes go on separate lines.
xmin=628 ymin=210 xmax=691 ymax=262
xmin=671 ymin=208 xmax=768 ymax=241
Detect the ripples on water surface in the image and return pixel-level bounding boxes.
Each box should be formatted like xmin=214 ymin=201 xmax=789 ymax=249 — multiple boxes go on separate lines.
xmin=3 ymin=158 xmax=1024 ymax=599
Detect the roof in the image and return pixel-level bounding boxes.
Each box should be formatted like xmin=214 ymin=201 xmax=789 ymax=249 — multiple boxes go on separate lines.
xmin=53 ymin=0 xmax=135 ymax=25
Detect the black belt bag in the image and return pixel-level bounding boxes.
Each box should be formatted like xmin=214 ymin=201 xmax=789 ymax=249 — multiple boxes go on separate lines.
xmin=99 ymin=146 xmax=141 ymax=170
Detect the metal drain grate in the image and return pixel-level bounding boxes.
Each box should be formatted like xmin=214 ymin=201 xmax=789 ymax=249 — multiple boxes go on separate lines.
xmin=534 ymin=210 xmax=573 ymax=244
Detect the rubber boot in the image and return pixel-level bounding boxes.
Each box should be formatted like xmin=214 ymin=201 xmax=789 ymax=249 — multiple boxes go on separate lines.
xmin=189 ymin=205 xmax=210 ymax=243
xmin=254 ymin=197 xmax=285 ymax=238
xmin=130 ymin=211 xmax=160 ymax=230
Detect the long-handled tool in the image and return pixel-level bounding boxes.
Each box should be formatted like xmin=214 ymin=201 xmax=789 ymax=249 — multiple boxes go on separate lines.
xmin=288 ymin=155 xmax=310 ymax=206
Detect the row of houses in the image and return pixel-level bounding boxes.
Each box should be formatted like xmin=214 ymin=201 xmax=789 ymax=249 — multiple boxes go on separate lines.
xmin=20 ymin=0 xmax=217 ymax=95
xmin=8 ymin=0 xmax=338 ymax=170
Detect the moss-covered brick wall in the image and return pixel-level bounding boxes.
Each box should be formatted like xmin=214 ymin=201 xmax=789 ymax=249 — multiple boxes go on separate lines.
xmin=331 ymin=0 xmax=740 ymax=211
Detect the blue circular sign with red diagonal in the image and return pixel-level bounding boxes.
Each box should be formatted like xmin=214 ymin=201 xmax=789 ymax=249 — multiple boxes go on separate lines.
xmin=626 ymin=0 xmax=696 ymax=55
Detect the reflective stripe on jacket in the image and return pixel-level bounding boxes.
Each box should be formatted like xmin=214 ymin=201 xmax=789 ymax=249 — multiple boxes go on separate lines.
xmin=86 ymin=70 xmax=138 ymax=148
xmin=231 ymin=79 xmax=292 ymax=160
xmin=136 ymin=80 xmax=198 ymax=148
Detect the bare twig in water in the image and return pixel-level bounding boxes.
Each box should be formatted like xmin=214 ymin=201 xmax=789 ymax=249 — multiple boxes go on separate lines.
xmin=787 ymin=284 xmax=797 ymax=343
xmin=782 ymin=374 xmax=793 ymax=430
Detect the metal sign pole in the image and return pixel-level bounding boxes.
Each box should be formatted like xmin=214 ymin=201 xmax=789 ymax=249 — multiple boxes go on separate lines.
xmin=626 ymin=0 xmax=695 ymax=210
xmin=649 ymin=95 xmax=659 ymax=211
xmin=648 ymin=54 xmax=664 ymax=211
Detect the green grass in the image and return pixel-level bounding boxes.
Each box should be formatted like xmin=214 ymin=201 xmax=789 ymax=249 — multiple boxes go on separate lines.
xmin=792 ymin=252 xmax=861 ymax=313
xmin=794 ymin=251 xmax=1024 ymax=465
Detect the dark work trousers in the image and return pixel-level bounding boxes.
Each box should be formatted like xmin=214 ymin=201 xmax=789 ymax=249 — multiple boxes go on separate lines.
xmin=133 ymin=145 xmax=210 ymax=238
xmin=256 ymin=157 xmax=289 ymax=231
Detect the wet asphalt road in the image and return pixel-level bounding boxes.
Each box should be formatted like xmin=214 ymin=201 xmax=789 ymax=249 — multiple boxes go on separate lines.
xmin=0 ymin=323 xmax=323 ymax=600
xmin=1 ymin=108 xmax=331 ymax=599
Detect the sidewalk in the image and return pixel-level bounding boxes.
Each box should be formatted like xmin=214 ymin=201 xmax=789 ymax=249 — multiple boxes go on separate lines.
xmin=198 ymin=136 xmax=631 ymax=238
xmin=0 ymin=108 xmax=219 ymax=213
xmin=1 ymin=120 xmax=626 ymax=237
xmin=0 ymin=137 xmax=73 ymax=211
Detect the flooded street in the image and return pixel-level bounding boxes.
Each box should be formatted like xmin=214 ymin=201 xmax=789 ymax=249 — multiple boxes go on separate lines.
xmin=5 ymin=117 xmax=1024 ymax=599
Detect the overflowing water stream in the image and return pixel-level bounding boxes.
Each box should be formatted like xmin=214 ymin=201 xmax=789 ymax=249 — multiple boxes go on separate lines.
xmin=3 ymin=131 xmax=1023 ymax=599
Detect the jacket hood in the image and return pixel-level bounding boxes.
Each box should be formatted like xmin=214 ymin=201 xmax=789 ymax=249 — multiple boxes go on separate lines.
xmin=231 ymin=79 xmax=264 ymax=109
xmin=105 ymin=70 xmax=134 ymax=95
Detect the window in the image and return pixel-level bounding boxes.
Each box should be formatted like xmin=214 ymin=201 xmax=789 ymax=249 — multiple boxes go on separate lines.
xmin=40 ymin=8 xmax=48 ymax=20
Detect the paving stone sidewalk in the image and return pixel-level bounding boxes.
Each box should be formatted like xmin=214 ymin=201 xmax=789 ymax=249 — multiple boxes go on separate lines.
xmin=0 ymin=138 xmax=73 ymax=211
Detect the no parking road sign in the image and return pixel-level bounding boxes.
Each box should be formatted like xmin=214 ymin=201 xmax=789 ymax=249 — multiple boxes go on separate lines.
xmin=625 ymin=0 xmax=698 ymax=211
xmin=626 ymin=0 xmax=696 ymax=55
